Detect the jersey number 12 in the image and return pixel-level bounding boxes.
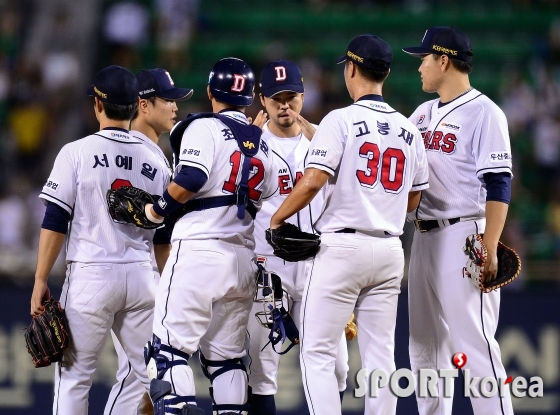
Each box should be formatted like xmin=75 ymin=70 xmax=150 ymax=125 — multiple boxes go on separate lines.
xmin=223 ymin=150 xmax=265 ymax=201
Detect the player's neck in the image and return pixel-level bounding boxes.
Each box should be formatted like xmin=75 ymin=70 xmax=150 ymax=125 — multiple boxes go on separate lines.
xmin=268 ymin=120 xmax=301 ymax=138
xmin=350 ymin=82 xmax=383 ymax=102
xmin=130 ymin=119 xmax=159 ymax=144
xmin=438 ymin=75 xmax=471 ymax=104
xmin=98 ymin=118 xmax=129 ymax=132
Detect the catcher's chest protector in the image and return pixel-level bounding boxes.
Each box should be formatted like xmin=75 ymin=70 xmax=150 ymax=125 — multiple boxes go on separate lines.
xmin=169 ymin=113 xmax=262 ymax=219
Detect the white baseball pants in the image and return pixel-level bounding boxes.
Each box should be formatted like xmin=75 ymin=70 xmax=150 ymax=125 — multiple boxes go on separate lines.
xmin=53 ymin=261 xmax=155 ymax=415
xmin=409 ymin=220 xmax=514 ymax=415
xmin=300 ymin=232 xmax=404 ymax=415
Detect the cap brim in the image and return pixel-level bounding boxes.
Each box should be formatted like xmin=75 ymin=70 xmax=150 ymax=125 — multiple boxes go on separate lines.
xmin=157 ymin=87 xmax=194 ymax=101
xmin=336 ymin=55 xmax=347 ymax=64
xmin=402 ymin=46 xmax=432 ymax=57
xmin=262 ymin=84 xmax=304 ymax=98
xmin=87 ymin=84 xmax=95 ymax=96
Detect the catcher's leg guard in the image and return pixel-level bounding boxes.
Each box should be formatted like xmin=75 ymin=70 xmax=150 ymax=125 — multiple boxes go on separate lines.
xmin=200 ymin=352 xmax=251 ymax=415
xmin=150 ymin=379 xmax=204 ymax=415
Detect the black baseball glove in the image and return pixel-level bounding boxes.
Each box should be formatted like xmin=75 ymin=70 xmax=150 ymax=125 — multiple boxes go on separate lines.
xmin=106 ymin=186 xmax=160 ymax=229
xmin=24 ymin=298 xmax=70 ymax=368
xmin=265 ymin=223 xmax=320 ymax=262
xmin=462 ymin=234 xmax=521 ymax=293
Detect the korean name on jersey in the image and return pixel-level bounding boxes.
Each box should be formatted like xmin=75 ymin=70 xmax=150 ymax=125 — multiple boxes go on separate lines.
xmin=306 ymin=98 xmax=429 ymax=236
xmin=40 ymin=129 xmax=169 ymax=263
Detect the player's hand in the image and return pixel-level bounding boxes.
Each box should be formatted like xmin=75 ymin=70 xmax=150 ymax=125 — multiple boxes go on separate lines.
xmin=269 ymin=218 xmax=286 ymax=230
xmin=31 ymin=280 xmax=51 ymax=316
xmin=249 ymin=110 xmax=268 ymax=129
xmin=286 ymin=108 xmax=316 ymax=140
xmin=481 ymin=245 xmax=498 ymax=283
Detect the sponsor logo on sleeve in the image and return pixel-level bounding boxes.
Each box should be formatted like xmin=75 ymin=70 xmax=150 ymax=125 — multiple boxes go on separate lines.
xmin=182 ymin=148 xmax=201 ymax=157
xmin=310 ymin=148 xmax=328 ymax=158
xmin=489 ymin=152 xmax=512 ymax=162
xmin=45 ymin=179 xmax=60 ymax=192
xmin=418 ymin=115 xmax=425 ymax=125
xmin=440 ymin=122 xmax=462 ymax=132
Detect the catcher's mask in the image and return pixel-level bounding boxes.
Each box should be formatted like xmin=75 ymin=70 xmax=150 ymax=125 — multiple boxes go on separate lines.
xmin=253 ymin=263 xmax=300 ymax=355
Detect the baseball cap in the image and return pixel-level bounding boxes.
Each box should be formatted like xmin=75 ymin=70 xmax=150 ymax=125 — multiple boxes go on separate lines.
xmin=336 ymin=35 xmax=392 ymax=71
xmin=136 ymin=68 xmax=193 ymax=101
xmin=402 ymin=26 xmax=473 ymax=62
xmin=87 ymin=65 xmax=139 ymax=105
xmin=259 ymin=60 xmax=304 ymax=97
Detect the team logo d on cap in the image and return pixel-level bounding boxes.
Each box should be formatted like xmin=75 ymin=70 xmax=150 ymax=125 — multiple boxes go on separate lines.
xmin=136 ymin=68 xmax=193 ymax=101
xmin=208 ymin=57 xmax=255 ymax=107
xmin=87 ymin=65 xmax=139 ymax=105
xmin=402 ymin=26 xmax=473 ymax=62
xmin=259 ymin=60 xmax=304 ymax=98
xmin=337 ymin=34 xmax=392 ymax=71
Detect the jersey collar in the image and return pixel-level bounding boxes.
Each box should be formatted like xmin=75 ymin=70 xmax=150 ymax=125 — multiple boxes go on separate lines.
xmin=356 ymin=94 xmax=384 ymax=102
xmin=102 ymin=126 xmax=129 ymax=133
xmin=219 ymin=109 xmax=250 ymax=125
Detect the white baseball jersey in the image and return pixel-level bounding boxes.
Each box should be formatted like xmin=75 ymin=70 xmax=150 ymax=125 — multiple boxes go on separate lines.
xmin=39 ymin=128 xmax=169 ymax=263
xmin=307 ymin=97 xmax=429 ymax=235
xmin=407 ymin=88 xmax=512 ymax=221
xmin=254 ymin=122 xmax=322 ymax=256
xmin=172 ymin=110 xmax=278 ymax=247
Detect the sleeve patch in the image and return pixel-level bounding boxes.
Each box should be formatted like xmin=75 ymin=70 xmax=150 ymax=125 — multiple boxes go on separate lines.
xmin=44 ymin=179 xmax=60 ymax=192
xmin=310 ymin=148 xmax=328 ymax=158
xmin=182 ymin=148 xmax=201 ymax=157
xmin=489 ymin=152 xmax=512 ymax=163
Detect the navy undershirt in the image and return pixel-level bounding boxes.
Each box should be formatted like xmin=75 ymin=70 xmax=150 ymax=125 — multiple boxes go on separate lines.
xmin=483 ymin=172 xmax=511 ymax=204
xmin=173 ymin=165 xmax=208 ymax=193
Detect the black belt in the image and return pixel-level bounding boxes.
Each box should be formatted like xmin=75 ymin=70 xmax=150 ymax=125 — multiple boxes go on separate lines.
xmin=414 ymin=217 xmax=460 ymax=233
xmin=335 ymin=228 xmax=356 ymax=233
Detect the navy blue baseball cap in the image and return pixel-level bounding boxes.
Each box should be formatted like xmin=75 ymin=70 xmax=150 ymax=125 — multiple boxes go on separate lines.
xmin=136 ymin=68 xmax=193 ymax=101
xmin=402 ymin=26 xmax=473 ymax=62
xmin=336 ymin=35 xmax=392 ymax=71
xmin=259 ymin=60 xmax=304 ymax=98
xmin=87 ymin=65 xmax=139 ymax=105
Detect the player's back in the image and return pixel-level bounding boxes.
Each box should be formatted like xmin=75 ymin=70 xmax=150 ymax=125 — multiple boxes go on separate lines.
xmin=308 ymin=98 xmax=428 ymax=236
xmin=40 ymin=129 xmax=168 ymax=263
xmin=172 ymin=111 xmax=277 ymax=247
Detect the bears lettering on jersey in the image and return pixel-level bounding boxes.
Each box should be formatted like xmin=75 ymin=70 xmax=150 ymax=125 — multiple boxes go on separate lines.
xmin=422 ymin=130 xmax=457 ymax=154
xmin=278 ymin=169 xmax=304 ymax=195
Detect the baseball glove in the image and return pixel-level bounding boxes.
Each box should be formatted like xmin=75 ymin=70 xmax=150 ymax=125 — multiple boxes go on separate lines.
xmin=24 ymin=297 xmax=70 ymax=368
xmin=265 ymin=223 xmax=320 ymax=262
xmin=462 ymin=234 xmax=521 ymax=293
xmin=106 ymin=186 xmax=159 ymax=229
xmin=345 ymin=313 xmax=357 ymax=341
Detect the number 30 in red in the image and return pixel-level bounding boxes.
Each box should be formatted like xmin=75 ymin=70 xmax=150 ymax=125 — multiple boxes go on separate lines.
xmin=223 ymin=150 xmax=265 ymax=201
xmin=356 ymin=142 xmax=405 ymax=192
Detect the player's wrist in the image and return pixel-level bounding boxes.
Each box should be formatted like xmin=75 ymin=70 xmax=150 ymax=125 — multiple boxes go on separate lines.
xmin=145 ymin=204 xmax=164 ymax=224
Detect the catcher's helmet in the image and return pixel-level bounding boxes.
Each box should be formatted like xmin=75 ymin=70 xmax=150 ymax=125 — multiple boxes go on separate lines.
xmin=208 ymin=57 xmax=255 ymax=107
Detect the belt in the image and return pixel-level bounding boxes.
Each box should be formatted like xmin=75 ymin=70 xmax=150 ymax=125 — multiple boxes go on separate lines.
xmin=335 ymin=228 xmax=356 ymax=233
xmin=334 ymin=228 xmax=393 ymax=237
xmin=414 ymin=218 xmax=461 ymax=233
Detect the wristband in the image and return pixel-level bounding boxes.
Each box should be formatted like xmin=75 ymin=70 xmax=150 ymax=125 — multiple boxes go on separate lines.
xmin=145 ymin=204 xmax=164 ymax=224
xmin=152 ymin=190 xmax=183 ymax=217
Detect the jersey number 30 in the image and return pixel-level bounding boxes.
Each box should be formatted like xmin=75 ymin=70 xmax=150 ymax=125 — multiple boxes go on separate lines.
xmin=223 ymin=150 xmax=265 ymax=201
xmin=356 ymin=143 xmax=405 ymax=193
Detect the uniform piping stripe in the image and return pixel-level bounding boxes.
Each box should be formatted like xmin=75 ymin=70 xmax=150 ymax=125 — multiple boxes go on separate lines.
xmin=300 ymin=258 xmax=317 ymax=415
xmin=178 ymin=160 xmax=210 ymax=177
xmin=40 ymin=193 xmax=73 ymax=212
xmin=480 ymin=292 xmax=506 ymax=415
xmin=55 ymin=262 xmax=72 ymax=415
xmin=107 ymin=361 xmax=132 ymax=414
xmin=476 ymin=166 xmax=512 ymax=174
xmin=306 ymin=162 xmax=335 ymax=176
xmin=93 ymin=133 xmax=143 ymax=144
xmin=411 ymin=181 xmax=429 ymax=188
xmin=352 ymin=103 xmax=397 ymax=114
xmin=431 ymin=94 xmax=483 ymax=135
xmin=163 ymin=240 xmax=182 ymax=391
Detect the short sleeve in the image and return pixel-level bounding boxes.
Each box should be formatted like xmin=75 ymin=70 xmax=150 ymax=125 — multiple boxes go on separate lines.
xmin=39 ymin=143 xmax=78 ymax=214
xmin=473 ymin=104 xmax=512 ymax=179
xmin=411 ymin=128 xmax=429 ymax=191
xmin=306 ymin=109 xmax=346 ymax=176
xmin=177 ymin=120 xmax=215 ymax=178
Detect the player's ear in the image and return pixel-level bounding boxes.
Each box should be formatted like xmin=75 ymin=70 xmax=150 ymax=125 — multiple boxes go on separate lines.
xmin=207 ymin=85 xmax=213 ymax=101
xmin=440 ymin=55 xmax=450 ymax=72
xmin=94 ymin=97 xmax=104 ymax=114
xmin=139 ymin=98 xmax=149 ymax=114
xmin=259 ymin=93 xmax=266 ymax=107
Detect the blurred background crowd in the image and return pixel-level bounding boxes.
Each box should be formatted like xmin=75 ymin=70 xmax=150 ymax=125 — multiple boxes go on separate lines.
xmin=0 ymin=0 xmax=559 ymax=290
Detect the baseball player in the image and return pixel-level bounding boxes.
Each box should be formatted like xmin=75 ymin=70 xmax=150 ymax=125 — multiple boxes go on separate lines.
xmin=247 ymin=59 xmax=349 ymax=415
xmin=138 ymin=57 xmax=277 ymax=415
xmin=30 ymin=65 xmax=170 ymax=415
xmin=270 ymin=35 xmax=429 ymax=415
xmin=106 ymin=68 xmax=193 ymax=415
xmin=403 ymin=26 xmax=514 ymax=415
